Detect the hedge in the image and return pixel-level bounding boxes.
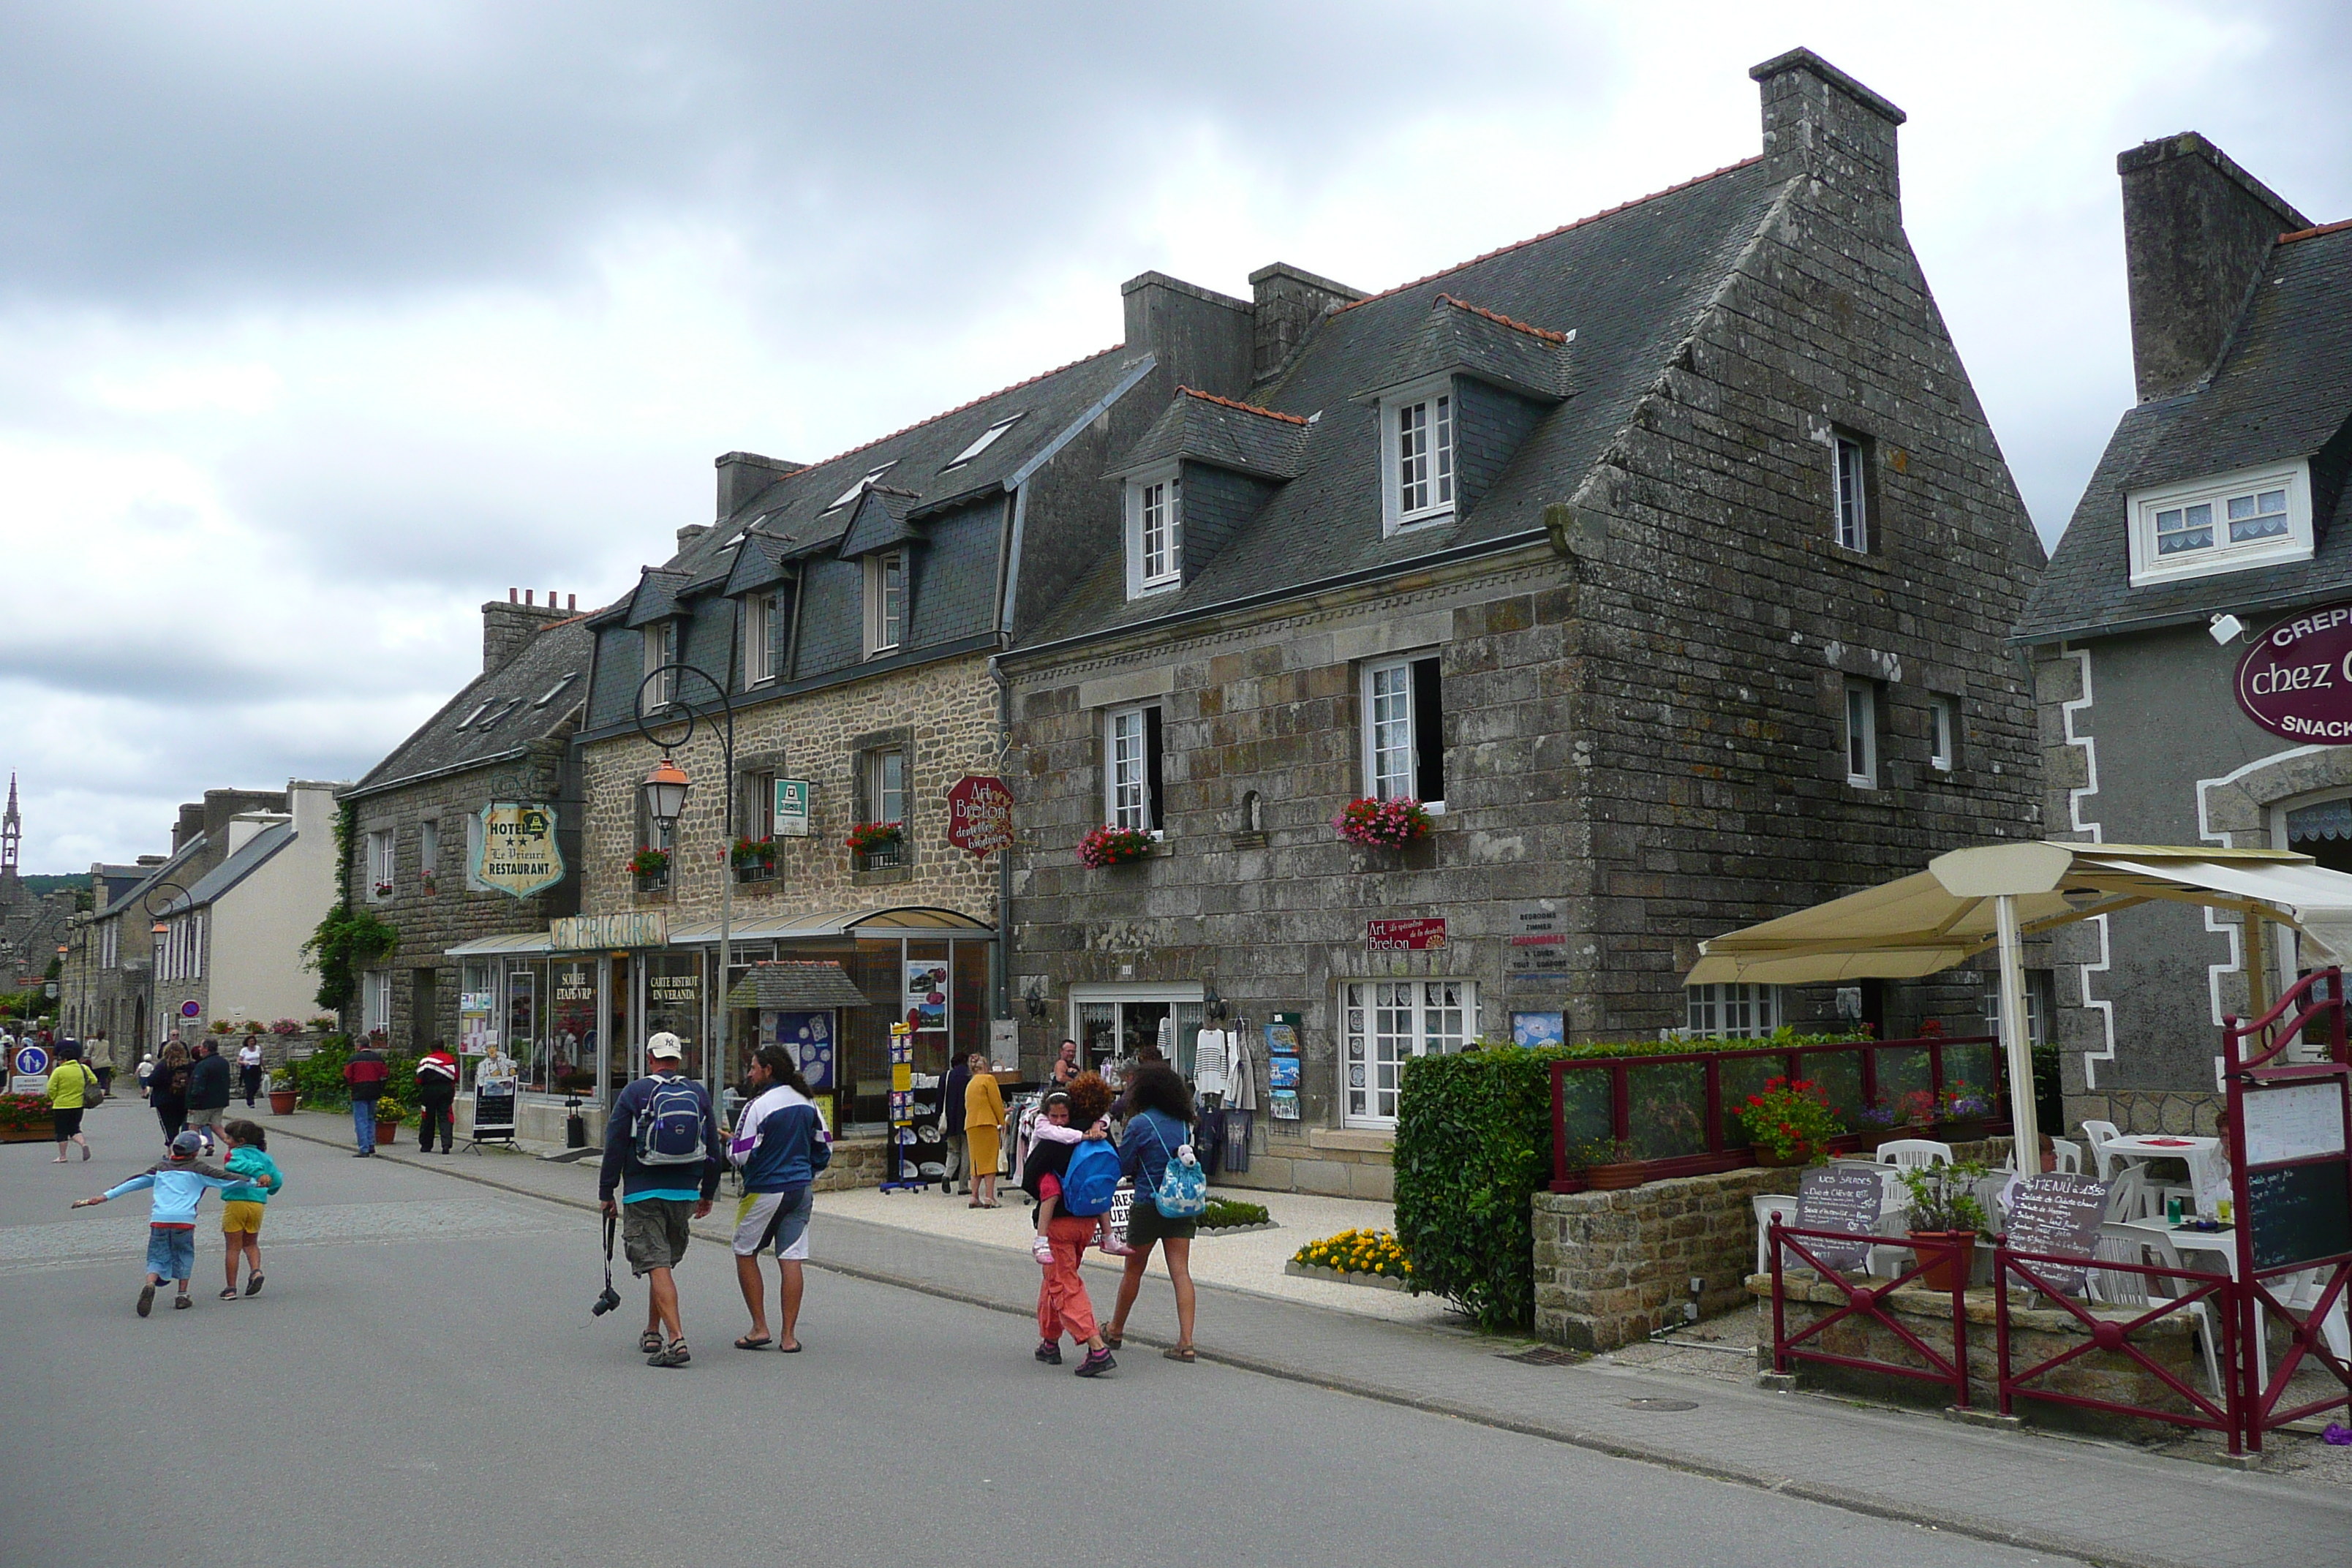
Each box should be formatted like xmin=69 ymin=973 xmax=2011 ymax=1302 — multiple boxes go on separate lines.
xmin=1395 ymin=1029 xmax=1869 ymax=1331
xmin=290 ymin=1037 xmax=416 ymax=1115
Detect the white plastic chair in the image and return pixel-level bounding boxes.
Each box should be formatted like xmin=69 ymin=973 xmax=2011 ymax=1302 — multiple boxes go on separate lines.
xmin=1874 ymin=1139 xmax=1954 ymax=1171
xmin=2048 ymin=1137 xmax=2084 ymax=1175
xmin=2103 ymin=1164 xmax=2154 ymax=1222
xmin=2080 ymin=1119 xmax=2122 ymax=1180
xmin=2100 ymin=1221 xmax=2224 ymax=1397
xmin=1752 ymin=1195 xmax=1800 ymax=1277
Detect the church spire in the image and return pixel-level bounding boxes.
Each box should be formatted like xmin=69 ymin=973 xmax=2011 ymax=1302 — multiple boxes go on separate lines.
xmin=1 ymin=772 xmax=18 ymax=878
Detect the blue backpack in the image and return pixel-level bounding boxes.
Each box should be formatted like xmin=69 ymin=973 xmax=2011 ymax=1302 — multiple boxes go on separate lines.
xmin=1061 ymin=1139 xmax=1122 ymax=1217
xmin=633 ymin=1077 xmax=708 ymax=1166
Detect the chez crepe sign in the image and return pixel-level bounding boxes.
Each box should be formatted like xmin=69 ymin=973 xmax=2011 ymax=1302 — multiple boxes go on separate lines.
xmin=2236 ymin=604 xmax=2352 ymax=743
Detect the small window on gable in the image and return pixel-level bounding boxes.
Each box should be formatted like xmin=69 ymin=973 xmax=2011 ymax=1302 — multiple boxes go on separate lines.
xmin=1125 ymin=467 xmax=1183 ymax=598
xmin=1833 ymin=432 xmax=1870 ymax=552
xmin=2127 ymin=461 xmax=2313 ymax=586
xmin=864 ymin=553 xmax=905 ymax=656
xmin=825 ymin=461 xmax=897 ymax=513
xmin=1362 ymin=655 xmax=1446 ymax=810
xmin=1844 ymin=677 xmax=1880 ymax=789
xmin=1928 ymin=693 xmax=1957 ymax=773
xmin=1104 ymin=704 xmax=1165 ymax=834
xmin=943 ymin=415 xmax=1022 ymax=470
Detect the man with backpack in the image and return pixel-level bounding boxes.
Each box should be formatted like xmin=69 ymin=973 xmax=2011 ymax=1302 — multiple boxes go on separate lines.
xmin=599 ymin=1033 xmax=721 ymax=1368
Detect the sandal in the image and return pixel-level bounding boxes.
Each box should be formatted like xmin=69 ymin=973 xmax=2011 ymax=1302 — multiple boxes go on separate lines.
xmin=1101 ymin=1327 xmax=1123 ymax=1349
xmin=1163 ymin=1345 xmax=1197 ymax=1362
xmin=733 ymin=1335 xmax=772 ymax=1351
xmin=219 ymin=1287 xmax=239 ymax=1301
xmin=647 ymin=1338 xmax=691 ymax=1368
xmin=245 ymin=1273 xmax=264 ymax=1296
xmin=639 ymin=1329 xmax=663 ymax=1354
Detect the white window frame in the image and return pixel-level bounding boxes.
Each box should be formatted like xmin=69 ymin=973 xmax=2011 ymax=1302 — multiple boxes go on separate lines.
xmin=366 ymin=830 xmax=396 ymax=900
xmin=864 ymin=553 xmax=905 ymax=656
xmin=1342 ymin=979 xmax=1476 ymax=1126
xmin=464 ymin=812 xmax=486 ymax=892
xmin=1686 ymin=983 xmax=1780 ymax=1039
xmin=1104 ymin=705 xmax=1162 ymax=834
xmin=2126 ymin=460 xmax=2313 ymax=586
xmin=363 ymin=969 xmax=393 ymax=1036
xmin=824 ymin=461 xmax=897 ymax=513
xmin=1833 ymin=433 xmax=1869 ymax=552
xmin=420 ymin=818 xmax=438 ymax=878
xmin=744 ymin=592 xmax=776 ymax=685
xmin=864 ymin=747 xmax=907 ymax=829
xmin=100 ymin=919 xmax=118 ymax=970
xmin=643 ymin=619 xmax=677 ymax=707
xmin=188 ymin=911 xmax=203 ymax=981
xmin=1379 ymin=379 xmax=1455 ymax=534
xmin=944 ymin=414 xmax=1022 ymax=470
xmin=1360 ymin=655 xmax=1445 ymax=812
xmin=1928 ymin=693 xmax=1956 ymax=773
xmin=1844 ymin=678 xmax=1879 ymax=790
xmin=1123 ymin=463 xmax=1183 ymax=598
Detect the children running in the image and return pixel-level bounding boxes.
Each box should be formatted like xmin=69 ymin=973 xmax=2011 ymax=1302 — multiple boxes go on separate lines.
xmin=218 ymin=1119 xmax=283 ymax=1300
xmin=73 ymin=1131 xmax=242 ymax=1316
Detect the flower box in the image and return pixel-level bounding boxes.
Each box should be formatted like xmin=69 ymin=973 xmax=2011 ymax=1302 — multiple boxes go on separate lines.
xmin=1077 ymin=826 xmax=1155 ymax=867
xmin=1332 ymin=796 xmax=1433 ymax=848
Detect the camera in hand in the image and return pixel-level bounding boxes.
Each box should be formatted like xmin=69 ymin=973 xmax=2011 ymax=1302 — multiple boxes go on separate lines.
xmin=592 ymin=1282 xmax=622 ymax=1315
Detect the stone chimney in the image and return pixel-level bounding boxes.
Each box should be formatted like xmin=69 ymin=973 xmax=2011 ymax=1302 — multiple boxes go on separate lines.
xmin=1248 ymin=263 xmax=1363 ymax=380
xmin=2117 ymin=133 xmax=2310 ymax=403
xmin=482 ymin=591 xmax=571 ymax=674
xmin=1751 ymin=48 xmax=1907 ymax=209
xmin=715 ymin=451 xmax=802 ymax=523
xmin=1120 ymin=271 xmax=1255 ymax=402
xmin=675 ymin=524 xmax=711 ymax=556
xmin=173 ymin=802 xmax=204 ymax=853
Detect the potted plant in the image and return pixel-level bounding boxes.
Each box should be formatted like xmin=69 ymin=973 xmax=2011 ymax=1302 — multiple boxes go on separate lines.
xmin=731 ymin=834 xmax=779 ymax=876
xmin=845 ymin=821 xmax=904 ymax=861
xmin=373 ymin=880 xmax=395 ymax=898
xmin=267 ymin=1068 xmax=298 ymax=1116
xmin=0 ymin=1092 xmax=50 ymax=1145
xmin=1332 ymin=796 xmax=1433 ymax=848
xmin=627 ymin=845 xmax=671 ymax=881
xmin=1076 ymin=825 xmax=1156 ymax=867
xmin=1569 ymin=1137 xmax=1646 ymax=1190
xmin=1937 ymin=1081 xmax=1997 ymax=1143
xmin=1736 ymin=1077 xmax=1843 ymax=1166
xmin=371 ymin=1096 xmax=407 ymax=1145
xmin=270 ymin=1018 xmax=302 ymax=1037
xmin=1897 ymin=1159 xmax=1989 ymax=1292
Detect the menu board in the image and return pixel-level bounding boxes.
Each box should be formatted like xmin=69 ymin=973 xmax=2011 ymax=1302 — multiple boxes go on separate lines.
xmin=2243 ymin=1081 xmax=2348 ymax=1166
xmin=1792 ymin=1165 xmax=1885 ymax=1273
xmin=2002 ymin=1173 xmax=2108 ymax=1293
xmin=471 ymin=1082 xmax=517 ymax=1144
xmin=2247 ymin=1162 xmax=2352 ymax=1271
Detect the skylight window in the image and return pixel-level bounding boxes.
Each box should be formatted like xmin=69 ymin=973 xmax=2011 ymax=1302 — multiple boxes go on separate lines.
xmin=943 ymin=415 xmax=1023 ymax=470
xmin=533 ymin=672 xmax=579 ymax=708
xmin=824 ymin=462 xmax=897 ymax=512
xmin=455 ymin=701 xmax=492 ymax=730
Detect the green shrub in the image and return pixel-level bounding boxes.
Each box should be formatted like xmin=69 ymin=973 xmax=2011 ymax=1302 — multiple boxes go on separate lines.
xmin=1199 ymin=1196 xmax=1270 ymax=1230
xmin=290 ymin=1036 xmax=418 ymax=1115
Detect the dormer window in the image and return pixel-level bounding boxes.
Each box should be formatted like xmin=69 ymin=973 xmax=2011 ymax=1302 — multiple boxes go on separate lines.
xmin=826 ymin=461 xmax=897 ymax=513
xmin=1379 ymin=382 xmax=1454 ymax=534
xmin=1123 ymin=464 xmax=1183 ymax=598
xmin=863 ymin=551 xmax=905 ymax=656
xmin=643 ymin=619 xmax=677 ymax=706
xmin=744 ymin=592 xmax=784 ymax=685
xmin=2127 ymin=461 xmax=2312 ymax=586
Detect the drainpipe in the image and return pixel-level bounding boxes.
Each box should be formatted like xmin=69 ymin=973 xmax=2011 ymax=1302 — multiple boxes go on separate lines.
xmin=989 ymin=652 xmax=1014 ymax=1029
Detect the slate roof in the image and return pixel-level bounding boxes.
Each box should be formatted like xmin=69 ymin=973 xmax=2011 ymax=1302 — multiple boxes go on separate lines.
xmin=1371 ymin=295 xmax=1573 ymax=402
xmin=157 ymin=821 xmax=293 ymax=914
xmin=834 ymin=486 xmax=924 ymax=559
xmin=2016 ymin=222 xmax=2352 ymax=643
xmin=1110 ymin=387 xmax=1311 ymax=481
xmin=1026 ymin=157 xmax=1786 ymax=645
xmin=347 ymin=618 xmax=595 ymax=799
xmin=97 ymin=838 xmax=209 ymax=921
xmin=724 ymin=960 xmax=874 ymax=1010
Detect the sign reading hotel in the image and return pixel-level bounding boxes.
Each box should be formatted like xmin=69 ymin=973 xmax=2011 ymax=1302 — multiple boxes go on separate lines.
xmin=1367 ymin=917 xmax=1447 ymax=951
xmin=946 ymin=774 xmax=1015 ymax=856
xmin=475 ymin=802 xmax=565 ymax=897
xmin=773 ymin=777 xmax=811 ymax=837
xmin=2236 ymin=605 xmax=2352 ymax=742
xmin=551 ymin=911 xmax=668 ymax=951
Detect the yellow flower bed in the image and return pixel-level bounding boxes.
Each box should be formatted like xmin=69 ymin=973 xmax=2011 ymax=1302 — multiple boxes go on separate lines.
xmin=1290 ymin=1227 xmax=1412 ymax=1281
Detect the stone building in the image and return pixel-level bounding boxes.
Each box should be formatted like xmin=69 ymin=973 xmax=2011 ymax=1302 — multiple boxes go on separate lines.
xmin=342 ymin=594 xmax=588 ymax=1126
xmin=59 ymin=856 xmax=165 ymax=1044
xmin=153 ymin=781 xmax=344 ymax=1039
xmin=2013 ymin=134 xmax=2345 ymax=1134
xmin=998 ymin=50 xmax=2047 ymax=1196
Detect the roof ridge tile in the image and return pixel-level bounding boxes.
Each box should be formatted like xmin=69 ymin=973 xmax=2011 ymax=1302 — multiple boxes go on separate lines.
xmin=2280 ymin=216 xmax=2352 ymax=244
xmin=1173 ymin=385 xmax=1311 ymax=425
xmin=1433 ymin=294 xmax=1568 ymax=344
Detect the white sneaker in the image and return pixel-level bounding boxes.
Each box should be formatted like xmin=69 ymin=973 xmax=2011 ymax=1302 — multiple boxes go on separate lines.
xmin=1030 ymin=1235 xmax=1055 ymax=1264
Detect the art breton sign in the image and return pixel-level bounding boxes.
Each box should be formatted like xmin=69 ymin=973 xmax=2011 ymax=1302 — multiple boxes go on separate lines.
xmin=2003 ymin=1173 xmax=2109 ymax=1292
xmin=1790 ymin=1165 xmax=1883 ymax=1273
xmin=475 ymin=802 xmax=564 ymax=898
xmin=944 ymin=774 xmax=1014 ymax=857
xmin=2235 ymin=603 xmax=2352 ymax=743
xmin=1367 ymin=917 xmax=1447 ymax=951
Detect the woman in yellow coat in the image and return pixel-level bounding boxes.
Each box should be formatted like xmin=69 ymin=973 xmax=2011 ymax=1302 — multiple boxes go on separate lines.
xmin=963 ymin=1053 xmax=1005 ymax=1208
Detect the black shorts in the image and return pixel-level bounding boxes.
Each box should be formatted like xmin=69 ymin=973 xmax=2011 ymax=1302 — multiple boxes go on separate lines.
xmin=1126 ymin=1195 xmax=1196 ymax=1248
xmin=51 ymin=1108 xmax=83 ymax=1139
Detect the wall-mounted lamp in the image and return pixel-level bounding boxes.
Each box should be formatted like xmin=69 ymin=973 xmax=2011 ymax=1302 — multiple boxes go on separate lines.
xmin=1024 ymin=979 xmax=1047 ymax=1021
xmin=1204 ymin=984 xmax=1228 ymax=1022
xmin=2210 ymin=613 xmax=2246 ymax=646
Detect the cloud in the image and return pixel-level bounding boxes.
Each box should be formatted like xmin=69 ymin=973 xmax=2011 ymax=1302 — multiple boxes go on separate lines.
xmin=2 ymin=0 xmax=2348 ymax=869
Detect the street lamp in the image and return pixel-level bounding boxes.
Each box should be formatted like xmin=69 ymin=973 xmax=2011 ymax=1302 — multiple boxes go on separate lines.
xmin=633 ymin=664 xmax=738 ymax=1110
xmin=140 ymin=881 xmax=192 ymax=1046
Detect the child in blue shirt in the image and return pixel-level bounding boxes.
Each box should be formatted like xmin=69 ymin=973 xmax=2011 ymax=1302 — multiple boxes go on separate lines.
xmin=75 ymin=1130 xmax=241 ymax=1315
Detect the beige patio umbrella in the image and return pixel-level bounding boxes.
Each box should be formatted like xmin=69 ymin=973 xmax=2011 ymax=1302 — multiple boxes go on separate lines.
xmin=1686 ymin=840 xmax=2352 ymax=1163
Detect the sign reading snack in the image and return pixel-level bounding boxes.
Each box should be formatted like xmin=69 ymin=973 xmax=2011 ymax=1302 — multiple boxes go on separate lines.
xmin=773 ymin=777 xmax=811 ymax=838
xmin=2236 ymin=604 xmax=2352 ymax=743
xmin=475 ymin=802 xmax=564 ymax=898
xmin=551 ymin=911 xmax=668 ymax=950
xmin=1367 ymin=918 xmax=1447 ymax=951
xmin=945 ymin=775 xmax=1015 ymax=856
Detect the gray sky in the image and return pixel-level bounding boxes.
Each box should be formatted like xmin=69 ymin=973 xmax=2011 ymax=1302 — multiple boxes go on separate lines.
xmin=4 ymin=0 xmax=2347 ymax=870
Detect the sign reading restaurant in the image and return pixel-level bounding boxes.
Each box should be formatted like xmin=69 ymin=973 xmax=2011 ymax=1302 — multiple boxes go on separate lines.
xmin=475 ymin=802 xmax=565 ymax=897
xmin=2236 ymin=603 xmax=2352 ymax=743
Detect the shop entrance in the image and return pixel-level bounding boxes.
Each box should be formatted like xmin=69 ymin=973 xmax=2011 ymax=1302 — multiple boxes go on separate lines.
xmin=1069 ymin=985 xmax=1205 ymax=1078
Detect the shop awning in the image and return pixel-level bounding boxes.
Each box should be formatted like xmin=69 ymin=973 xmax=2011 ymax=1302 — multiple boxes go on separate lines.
xmin=725 ymin=961 xmax=875 ymax=1010
xmin=669 ymin=905 xmax=994 ymax=945
xmin=1684 ymin=841 xmax=2352 ymax=987
xmin=443 ymin=932 xmax=556 ymax=957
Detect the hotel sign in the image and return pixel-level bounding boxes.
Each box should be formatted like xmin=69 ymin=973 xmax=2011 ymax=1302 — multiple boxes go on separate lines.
xmin=2237 ymin=606 xmax=2352 ymax=743
xmin=551 ymin=911 xmax=668 ymax=951
xmin=475 ymin=802 xmax=565 ymax=898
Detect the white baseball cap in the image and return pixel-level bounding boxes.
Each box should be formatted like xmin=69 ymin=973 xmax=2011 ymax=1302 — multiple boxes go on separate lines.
xmin=647 ymin=1033 xmax=685 ymax=1061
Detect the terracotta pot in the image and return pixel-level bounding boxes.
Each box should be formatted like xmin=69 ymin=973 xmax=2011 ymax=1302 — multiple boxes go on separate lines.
xmin=1908 ymin=1230 xmax=1978 ymax=1293
xmin=268 ymin=1090 xmax=298 ymax=1115
xmin=1582 ymin=1162 xmax=1648 ymax=1191
xmin=374 ymin=1120 xmax=401 ymax=1145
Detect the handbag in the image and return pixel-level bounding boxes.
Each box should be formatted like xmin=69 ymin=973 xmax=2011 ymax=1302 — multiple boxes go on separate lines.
xmin=1095 ymin=1178 xmax=1139 ymax=1256
xmin=1147 ymin=1116 xmax=1209 ymax=1218
xmin=81 ymin=1062 xmax=104 ymax=1108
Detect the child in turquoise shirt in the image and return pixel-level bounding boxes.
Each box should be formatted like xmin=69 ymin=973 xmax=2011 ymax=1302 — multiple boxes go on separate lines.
xmin=219 ymin=1118 xmax=283 ymax=1300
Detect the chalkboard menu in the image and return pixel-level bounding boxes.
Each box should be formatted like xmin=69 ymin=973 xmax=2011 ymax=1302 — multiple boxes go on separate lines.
xmin=2002 ymin=1173 xmax=2108 ymax=1294
xmin=2247 ymin=1161 xmax=2352 ymax=1270
xmin=1793 ymin=1165 xmax=1885 ymax=1272
xmin=472 ymin=1082 xmax=517 ymax=1144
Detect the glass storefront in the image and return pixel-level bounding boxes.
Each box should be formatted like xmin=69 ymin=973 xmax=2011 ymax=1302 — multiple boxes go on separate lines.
xmin=1070 ymin=987 xmax=1205 ymax=1079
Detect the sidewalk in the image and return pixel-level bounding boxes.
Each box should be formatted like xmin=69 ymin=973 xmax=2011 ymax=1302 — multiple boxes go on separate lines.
xmin=269 ymin=1109 xmax=2352 ymax=1568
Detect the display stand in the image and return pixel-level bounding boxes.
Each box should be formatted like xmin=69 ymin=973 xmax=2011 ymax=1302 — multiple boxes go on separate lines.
xmin=880 ymin=1022 xmax=926 ymax=1192
xmin=463 ymin=1080 xmax=518 ymax=1153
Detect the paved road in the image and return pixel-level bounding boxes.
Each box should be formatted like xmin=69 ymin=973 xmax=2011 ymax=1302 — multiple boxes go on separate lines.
xmin=0 ymin=1111 xmax=2076 ymax=1567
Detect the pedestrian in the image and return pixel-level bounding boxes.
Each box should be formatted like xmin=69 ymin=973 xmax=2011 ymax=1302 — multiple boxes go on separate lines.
xmin=1050 ymin=1038 xmax=1081 ymax=1087
xmin=413 ymin=1041 xmax=459 ymax=1153
xmin=46 ymin=1041 xmax=101 ymax=1164
xmin=236 ymin=1034 xmax=264 ymax=1107
xmin=727 ymin=1044 xmax=829 ymax=1354
xmin=1022 ymin=1074 xmax=1117 ymax=1375
xmin=1103 ymin=1061 xmax=1201 ymax=1362
xmin=216 ymin=1118 xmax=282 ymax=1300
xmin=343 ymin=1035 xmax=389 ymax=1156
xmin=72 ymin=1131 xmax=241 ymax=1315
xmin=963 ymin=1052 xmax=1005 ymax=1209
xmin=598 ymin=1033 xmax=721 ymax=1368
xmin=150 ymin=1041 xmax=191 ymax=1150
xmin=135 ymin=1049 xmax=155 ymax=1097
xmin=186 ymin=1040 xmax=231 ymax=1137
xmin=86 ymin=1030 xmax=116 ymax=1097
xmin=939 ymin=1051 xmax=972 ymax=1196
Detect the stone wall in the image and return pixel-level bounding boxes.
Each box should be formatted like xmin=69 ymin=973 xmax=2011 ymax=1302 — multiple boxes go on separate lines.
xmin=1532 ymin=1168 xmax=1788 ymax=1351
xmin=2064 ymin=1088 xmax=2223 ymax=1138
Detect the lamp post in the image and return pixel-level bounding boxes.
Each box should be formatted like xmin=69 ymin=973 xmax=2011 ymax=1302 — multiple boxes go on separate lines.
xmin=634 ymin=663 xmax=737 ymax=1109
xmin=141 ymin=881 xmax=192 ymax=1046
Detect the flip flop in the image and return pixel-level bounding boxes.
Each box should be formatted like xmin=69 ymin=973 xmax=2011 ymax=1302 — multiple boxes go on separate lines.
xmin=245 ymin=1273 xmax=264 ymax=1296
xmin=1163 ymin=1345 xmax=1197 ymax=1362
xmin=733 ymin=1335 xmax=772 ymax=1350
xmin=778 ymin=1341 xmax=804 ymax=1353
xmin=219 ymin=1287 xmax=239 ymax=1300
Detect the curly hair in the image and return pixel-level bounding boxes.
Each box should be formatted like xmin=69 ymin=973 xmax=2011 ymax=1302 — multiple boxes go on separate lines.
xmin=1122 ymin=1062 xmax=1192 ymax=1123
xmin=1066 ymin=1070 xmax=1112 ymax=1128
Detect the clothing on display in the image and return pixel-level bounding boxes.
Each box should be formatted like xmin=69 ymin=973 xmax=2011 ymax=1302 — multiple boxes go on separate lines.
xmin=1226 ymin=1025 xmax=1259 ymax=1112
xmin=1194 ymin=1025 xmax=1232 ymax=1101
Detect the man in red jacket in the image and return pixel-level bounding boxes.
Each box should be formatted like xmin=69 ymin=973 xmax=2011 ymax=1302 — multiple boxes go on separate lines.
xmin=342 ymin=1036 xmax=390 ymax=1157
xmin=413 ymin=1043 xmax=460 ymax=1154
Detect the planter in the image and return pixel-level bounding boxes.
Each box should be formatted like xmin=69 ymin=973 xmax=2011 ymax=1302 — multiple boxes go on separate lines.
xmin=1754 ymin=1146 xmax=1814 ymax=1168
xmin=374 ymin=1120 xmax=402 ymax=1146
xmin=1284 ymin=1261 xmax=1408 ymax=1292
xmin=1582 ymin=1162 xmax=1648 ymax=1190
xmin=0 ymin=1126 xmax=54 ymax=1145
xmin=268 ymin=1090 xmax=298 ymax=1115
xmin=1937 ymin=1118 xmax=1991 ymax=1144
xmin=1907 ymin=1230 xmax=1978 ymax=1293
